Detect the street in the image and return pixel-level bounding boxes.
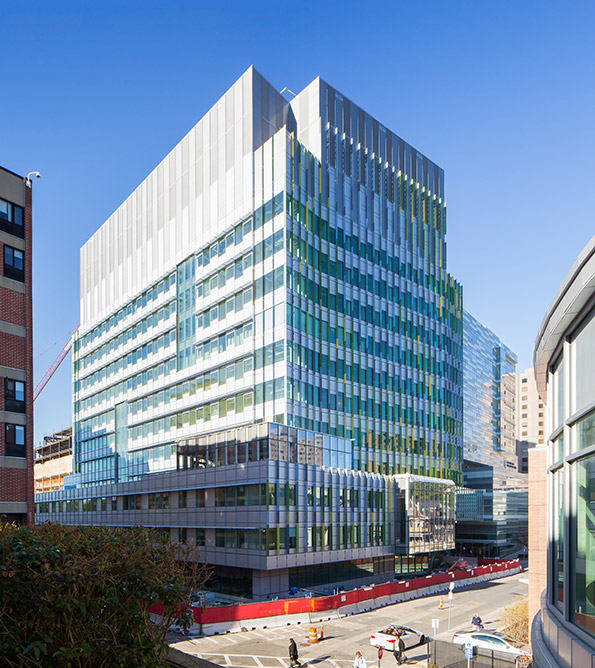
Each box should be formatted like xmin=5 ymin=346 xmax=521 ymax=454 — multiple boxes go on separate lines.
xmin=171 ymin=571 xmax=527 ymax=667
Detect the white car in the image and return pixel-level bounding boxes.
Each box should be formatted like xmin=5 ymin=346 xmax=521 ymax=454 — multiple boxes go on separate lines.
xmin=452 ymin=631 xmax=530 ymax=657
xmin=370 ymin=626 xmax=426 ymax=651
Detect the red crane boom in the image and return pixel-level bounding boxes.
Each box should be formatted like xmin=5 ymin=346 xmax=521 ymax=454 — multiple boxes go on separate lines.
xmin=33 ymin=325 xmax=80 ymax=401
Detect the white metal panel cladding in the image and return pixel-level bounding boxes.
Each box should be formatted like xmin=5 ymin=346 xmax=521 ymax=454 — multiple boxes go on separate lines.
xmin=80 ymin=67 xmax=288 ymax=330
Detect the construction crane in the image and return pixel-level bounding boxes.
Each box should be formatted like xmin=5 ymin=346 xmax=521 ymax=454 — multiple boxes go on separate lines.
xmin=33 ymin=325 xmax=80 ymax=402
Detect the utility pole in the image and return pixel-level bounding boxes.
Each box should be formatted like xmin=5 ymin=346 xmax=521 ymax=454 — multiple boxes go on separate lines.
xmin=448 ymin=582 xmax=454 ymax=630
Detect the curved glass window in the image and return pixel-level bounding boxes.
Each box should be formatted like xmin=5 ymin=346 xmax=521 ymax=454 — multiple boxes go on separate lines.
xmin=553 ymin=469 xmax=564 ymax=612
xmin=573 ymin=453 xmax=595 ymax=637
xmin=553 ymin=433 xmax=564 ymax=463
xmin=551 ymin=358 xmax=565 ymax=431
xmin=573 ymin=312 xmax=595 ymax=415
xmin=575 ymin=409 xmax=595 ymax=454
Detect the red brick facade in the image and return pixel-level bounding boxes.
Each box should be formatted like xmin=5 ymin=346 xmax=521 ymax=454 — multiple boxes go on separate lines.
xmin=0 ymin=468 xmax=28 ymax=502
xmin=0 ymin=170 xmax=34 ymax=525
xmin=0 ymin=284 xmax=26 ymax=326
xmin=24 ymin=182 xmax=34 ymax=525
xmin=0 ymin=332 xmax=27 ymax=371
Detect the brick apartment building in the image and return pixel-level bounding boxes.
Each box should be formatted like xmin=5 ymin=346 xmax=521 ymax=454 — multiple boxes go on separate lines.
xmin=0 ymin=166 xmax=33 ymax=525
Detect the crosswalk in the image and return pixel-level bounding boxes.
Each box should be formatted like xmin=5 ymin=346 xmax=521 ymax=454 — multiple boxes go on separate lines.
xmin=188 ymin=626 xmax=302 ymax=645
xmin=171 ymin=621 xmax=428 ymax=668
xmin=179 ymin=619 xmax=368 ymax=647
xmin=187 ymin=652 xmax=365 ymax=668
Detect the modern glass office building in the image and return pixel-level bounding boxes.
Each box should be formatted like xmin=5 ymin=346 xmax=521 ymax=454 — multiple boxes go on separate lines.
xmin=36 ymin=68 xmax=463 ymax=597
xmin=532 ymin=235 xmax=595 ymax=667
xmin=455 ymin=460 xmax=528 ymax=558
xmin=457 ymin=311 xmax=527 ymax=558
xmin=462 ymin=310 xmax=517 ymax=467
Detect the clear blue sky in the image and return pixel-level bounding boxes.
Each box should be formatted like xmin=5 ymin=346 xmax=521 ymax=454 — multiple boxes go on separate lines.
xmin=2 ymin=1 xmax=594 ymax=444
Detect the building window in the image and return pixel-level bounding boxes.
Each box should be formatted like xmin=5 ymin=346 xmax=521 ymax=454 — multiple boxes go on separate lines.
xmin=5 ymin=423 xmax=25 ymax=456
xmin=123 ymin=495 xmax=141 ymax=510
xmin=0 ymin=198 xmax=24 ymax=239
xmin=148 ymin=492 xmax=170 ymax=509
xmin=552 ymin=469 xmax=564 ymax=612
xmin=4 ymin=245 xmax=24 ymax=282
xmin=5 ymin=379 xmax=25 ymax=413
xmin=573 ymin=453 xmax=595 ymax=636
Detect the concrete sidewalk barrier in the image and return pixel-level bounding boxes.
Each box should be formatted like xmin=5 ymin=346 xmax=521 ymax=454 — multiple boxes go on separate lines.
xmin=337 ymin=603 xmax=359 ymax=617
xmin=155 ymin=561 xmax=522 ymax=637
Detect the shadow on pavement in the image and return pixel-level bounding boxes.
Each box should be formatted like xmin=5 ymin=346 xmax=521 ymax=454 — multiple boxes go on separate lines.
xmin=306 ymin=656 xmax=331 ymax=665
xmin=397 ymin=646 xmax=429 ymax=665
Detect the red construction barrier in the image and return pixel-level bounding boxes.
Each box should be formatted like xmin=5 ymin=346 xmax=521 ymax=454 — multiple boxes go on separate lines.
xmin=149 ymin=559 xmax=520 ymax=624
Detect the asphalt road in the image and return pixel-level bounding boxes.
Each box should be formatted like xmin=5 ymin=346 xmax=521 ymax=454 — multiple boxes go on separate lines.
xmin=171 ymin=571 xmax=527 ymax=667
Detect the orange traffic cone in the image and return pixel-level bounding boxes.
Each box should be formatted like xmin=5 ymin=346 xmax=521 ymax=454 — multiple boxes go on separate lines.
xmin=320 ymin=623 xmax=324 ymax=640
xmin=439 ymin=596 xmax=443 ymax=610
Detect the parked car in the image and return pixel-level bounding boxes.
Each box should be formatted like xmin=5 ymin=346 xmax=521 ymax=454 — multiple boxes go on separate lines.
xmin=370 ymin=626 xmax=426 ymax=651
xmin=452 ymin=631 xmax=530 ymax=657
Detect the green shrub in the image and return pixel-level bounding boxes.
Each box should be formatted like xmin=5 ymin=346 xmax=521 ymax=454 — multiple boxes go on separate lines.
xmin=0 ymin=523 xmax=208 ymax=667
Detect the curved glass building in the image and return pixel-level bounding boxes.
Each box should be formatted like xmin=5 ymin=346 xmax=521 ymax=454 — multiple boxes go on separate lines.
xmin=533 ymin=234 xmax=595 ymax=666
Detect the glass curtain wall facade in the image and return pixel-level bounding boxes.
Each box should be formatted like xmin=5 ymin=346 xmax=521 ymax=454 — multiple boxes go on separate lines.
xmin=286 ymin=96 xmax=463 ymax=483
xmin=36 ymin=68 xmax=462 ymax=596
xmin=532 ymin=235 xmax=595 ymax=667
xmin=455 ymin=461 xmax=528 ymax=558
xmin=459 ymin=311 xmax=526 ymax=559
xmin=462 ymin=310 xmax=517 ymax=466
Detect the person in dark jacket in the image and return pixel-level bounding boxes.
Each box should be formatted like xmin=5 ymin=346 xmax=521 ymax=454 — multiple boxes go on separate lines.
xmin=289 ymin=638 xmax=300 ymax=667
xmin=393 ymin=635 xmax=406 ymax=665
xmin=471 ymin=614 xmax=483 ymax=631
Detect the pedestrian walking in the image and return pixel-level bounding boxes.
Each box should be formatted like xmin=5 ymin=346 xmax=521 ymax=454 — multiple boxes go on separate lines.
xmin=471 ymin=614 xmax=483 ymax=631
xmin=393 ymin=635 xmax=406 ymax=665
xmin=289 ymin=638 xmax=300 ymax=667
xmin=354 ymin=651 xmax=367 ymax=668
